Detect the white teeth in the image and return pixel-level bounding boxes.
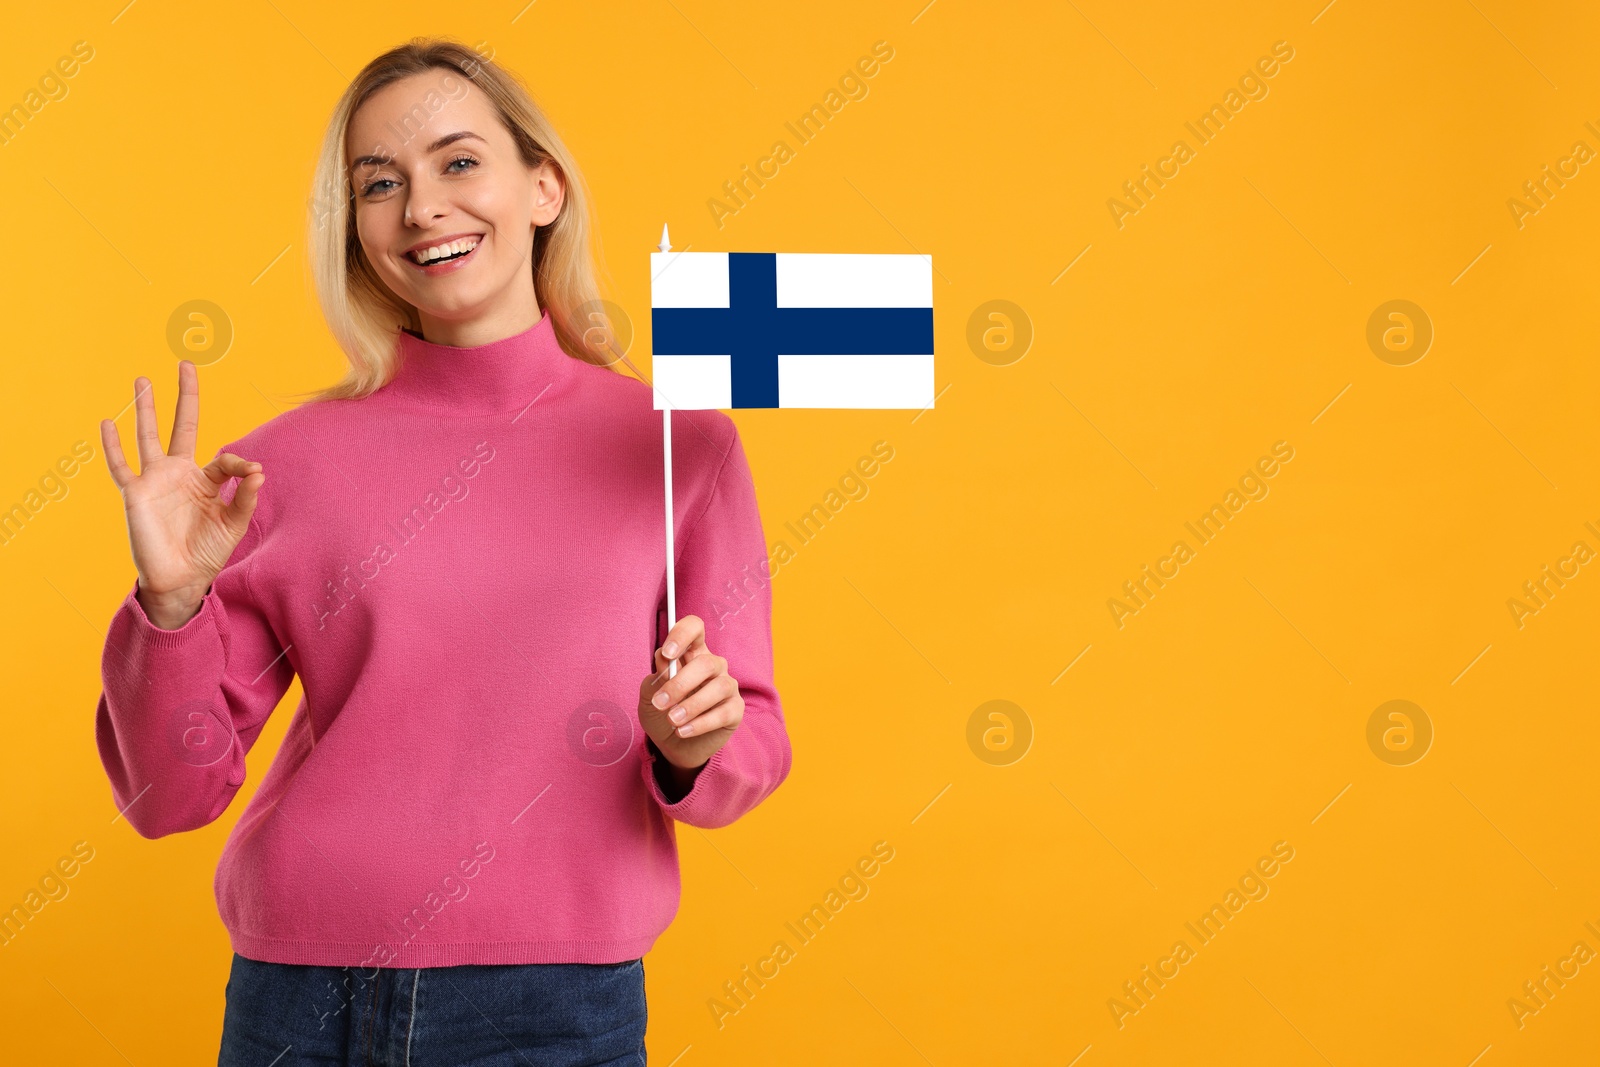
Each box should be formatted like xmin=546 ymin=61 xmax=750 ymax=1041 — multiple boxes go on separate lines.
xmin=411 ymin=237 xmax=480 ymax=264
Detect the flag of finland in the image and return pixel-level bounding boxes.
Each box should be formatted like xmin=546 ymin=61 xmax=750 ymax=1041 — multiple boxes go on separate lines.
xmin=649 ymin=251 xmax=935 ymax=409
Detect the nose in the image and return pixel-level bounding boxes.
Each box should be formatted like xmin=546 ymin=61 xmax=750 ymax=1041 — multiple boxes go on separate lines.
xmin=404 ymin=171 xmax=450 ymax=227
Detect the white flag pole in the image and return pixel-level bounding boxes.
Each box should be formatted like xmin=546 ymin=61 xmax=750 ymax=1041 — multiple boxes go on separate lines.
xmin=659 ymin=223 xmax=679 ymax=681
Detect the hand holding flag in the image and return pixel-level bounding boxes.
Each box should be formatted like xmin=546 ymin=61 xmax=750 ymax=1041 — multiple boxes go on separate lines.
xmin=638 ymin=612 xmax=742 ymax=785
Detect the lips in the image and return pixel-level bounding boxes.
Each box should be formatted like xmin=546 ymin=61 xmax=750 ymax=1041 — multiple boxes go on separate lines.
xmin=405 ymin=234 xmax=484 ymax=274
xmin=405 ymin=229 xmax=483 ymax=253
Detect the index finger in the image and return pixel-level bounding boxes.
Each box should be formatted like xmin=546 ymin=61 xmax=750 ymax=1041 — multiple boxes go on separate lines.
xmin=656 ymin=613 xmax=706 ymax=666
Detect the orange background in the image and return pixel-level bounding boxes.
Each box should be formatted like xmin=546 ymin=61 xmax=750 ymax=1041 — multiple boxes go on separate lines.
xmin=2 ymin=1 xmax=1597 ymax=1063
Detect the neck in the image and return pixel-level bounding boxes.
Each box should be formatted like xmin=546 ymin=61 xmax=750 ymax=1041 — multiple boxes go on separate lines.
xmin=382 ymin=308 xmax=578 ymax=416
xmin=414 ymin=290 xmax=543 ymax=348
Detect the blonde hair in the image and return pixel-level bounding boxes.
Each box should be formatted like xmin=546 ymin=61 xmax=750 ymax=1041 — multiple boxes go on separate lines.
xmin=293 ymin=36 xmax=624 ymax=404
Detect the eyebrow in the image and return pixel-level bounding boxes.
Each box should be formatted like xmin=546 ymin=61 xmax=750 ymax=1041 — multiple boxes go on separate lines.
xmin=350 ymin=130 xmax=487 ymax=170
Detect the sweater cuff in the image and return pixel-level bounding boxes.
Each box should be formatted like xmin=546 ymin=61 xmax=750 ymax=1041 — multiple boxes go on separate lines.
xmin=120 ymin=578 xmax=218 ymax=650
xmin=642 ymin=736 xmax=728 ymax=819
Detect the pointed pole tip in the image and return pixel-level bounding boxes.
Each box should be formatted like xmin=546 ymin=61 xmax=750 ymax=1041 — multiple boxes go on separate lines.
xmin=658 ymin=223 xmax=671 ymax=253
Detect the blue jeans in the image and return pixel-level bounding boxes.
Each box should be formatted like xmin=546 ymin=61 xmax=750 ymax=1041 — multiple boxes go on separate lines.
xmin=217 ymin=952 xmax=647 ymax=1066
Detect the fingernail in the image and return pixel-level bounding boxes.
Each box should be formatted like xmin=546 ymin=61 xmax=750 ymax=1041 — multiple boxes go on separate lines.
xmin=677 ymin=724 xmax=691 ymax=736
xmin=662 ymin=641 xmax=678 ymax=658
xmin=669 ymin=708 xmax=687 ymax=724
xmin=652 ymin=691 xmax=670 ymax=709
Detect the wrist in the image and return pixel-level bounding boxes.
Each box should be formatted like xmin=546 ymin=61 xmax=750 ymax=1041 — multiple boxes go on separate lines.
xmin=135 ymin=582 xmax=208 ymax=631
xmin=650 ymin=739 xmax=705 ymax=802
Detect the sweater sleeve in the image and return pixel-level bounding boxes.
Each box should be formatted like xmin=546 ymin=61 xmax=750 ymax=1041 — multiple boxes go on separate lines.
xmin=641 ymin=421 xmax=792 ymax=829
xmin=94 ymin=467 xmax=295 ymax=839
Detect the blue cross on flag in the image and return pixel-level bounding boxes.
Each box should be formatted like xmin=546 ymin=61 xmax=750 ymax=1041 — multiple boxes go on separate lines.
xmin=650 ymin=247 xmax=935 ymax=409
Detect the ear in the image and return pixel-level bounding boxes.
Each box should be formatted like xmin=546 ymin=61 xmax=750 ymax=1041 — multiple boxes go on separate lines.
xmin=530 ymin=161 xmax=564 ymax=227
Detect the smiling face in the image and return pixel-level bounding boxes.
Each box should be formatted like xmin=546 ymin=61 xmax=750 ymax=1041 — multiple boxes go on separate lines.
xmin=345 ymin=68 xmax=564 ymax=345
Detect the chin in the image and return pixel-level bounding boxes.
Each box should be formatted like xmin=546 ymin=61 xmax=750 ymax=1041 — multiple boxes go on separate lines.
xmin=402 ymin=282 xmax=489 ymax=314
xmin=414 ymin=295 xmax=495 ymax=323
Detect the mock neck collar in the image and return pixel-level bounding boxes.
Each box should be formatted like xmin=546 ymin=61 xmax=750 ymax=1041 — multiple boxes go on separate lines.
xmin=381 ymin=310 xmax=576 ymax=415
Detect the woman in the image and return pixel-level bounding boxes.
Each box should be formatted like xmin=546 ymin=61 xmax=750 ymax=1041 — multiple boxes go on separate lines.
xmin=94 ymin=37 xmax=791 ymax=1065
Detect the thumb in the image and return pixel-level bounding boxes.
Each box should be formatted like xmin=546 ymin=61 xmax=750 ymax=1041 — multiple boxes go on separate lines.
xmin=208 ymin=453 xmax=264 ymax=536
xmin=225 ymin=470 xmax=265 ymax=533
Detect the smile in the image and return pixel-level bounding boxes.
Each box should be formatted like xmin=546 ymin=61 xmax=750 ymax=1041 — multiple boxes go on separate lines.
xmin=406 ymin=235 xmax=483 ymax=272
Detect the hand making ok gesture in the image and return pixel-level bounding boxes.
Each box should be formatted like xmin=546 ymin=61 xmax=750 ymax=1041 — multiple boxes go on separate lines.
xmin=100 ymin=360 xmax=265 ymax=631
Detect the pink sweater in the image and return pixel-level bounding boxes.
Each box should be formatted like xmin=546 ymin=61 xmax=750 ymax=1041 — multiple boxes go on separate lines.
xmin=94 ymin=310 xmax=792 ymax=967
